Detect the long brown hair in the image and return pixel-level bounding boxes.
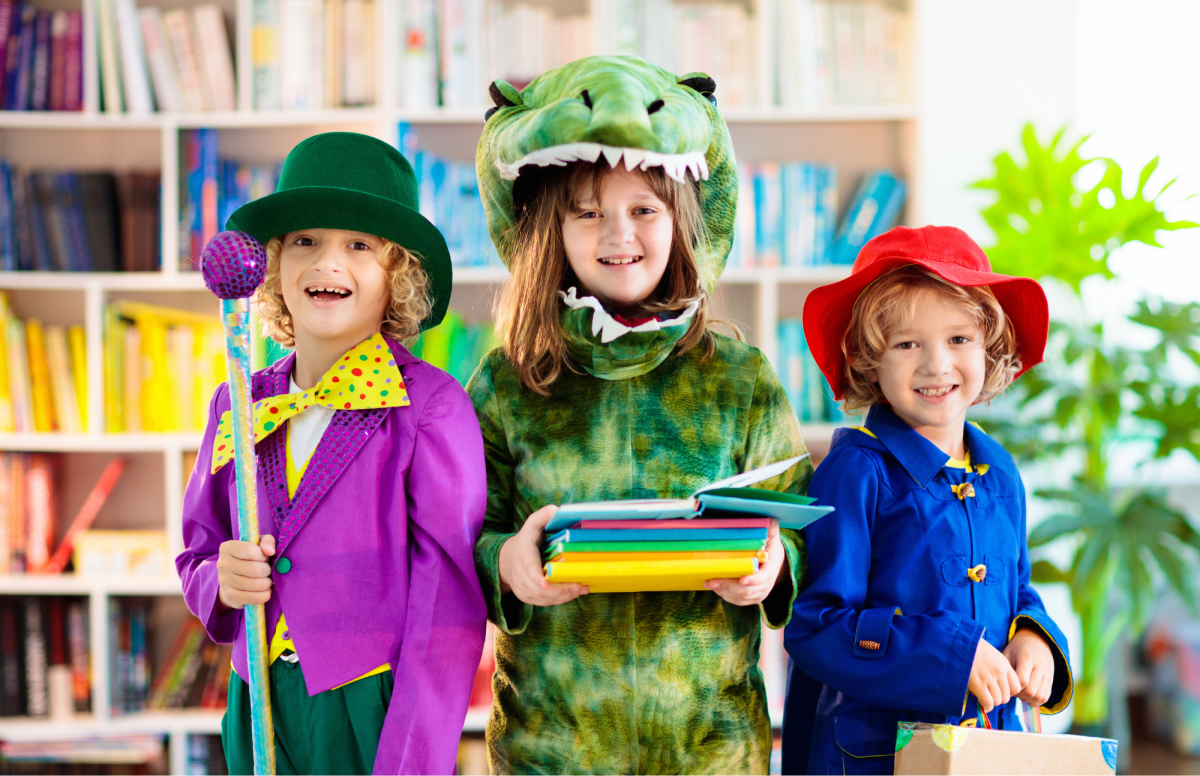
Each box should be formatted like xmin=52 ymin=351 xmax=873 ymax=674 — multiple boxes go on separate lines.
xmin=497 ymin=160 xmax=735 ymax=395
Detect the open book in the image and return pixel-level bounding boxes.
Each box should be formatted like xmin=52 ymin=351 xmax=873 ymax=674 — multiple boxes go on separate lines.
xmin=544 ymin=454 xmax=834 ymax=533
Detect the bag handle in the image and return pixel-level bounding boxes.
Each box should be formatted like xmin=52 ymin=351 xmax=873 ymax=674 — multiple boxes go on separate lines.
xmin=973 ymin=701 xmax=1041 ymax=732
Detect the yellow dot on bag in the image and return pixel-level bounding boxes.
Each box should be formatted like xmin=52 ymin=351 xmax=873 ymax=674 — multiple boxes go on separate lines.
xmin=210 ymin=333 xmax=409 ymax=474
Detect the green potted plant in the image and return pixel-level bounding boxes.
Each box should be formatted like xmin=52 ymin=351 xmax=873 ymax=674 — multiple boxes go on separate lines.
xmin=971 ymin=125 xmax=1200 ymax=738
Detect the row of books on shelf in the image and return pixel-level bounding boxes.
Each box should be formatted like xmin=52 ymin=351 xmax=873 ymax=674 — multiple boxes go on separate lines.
xmin=778 ymin=318 xmax=850 ymax=424
xmin=730 ymin=167 xmax=905 ymax=269
xmin=0 ymin=161 xmax=161 ymax=272
xmin=0 ymin=596 xmax=90 ymax=718
xmin=144 ymin=615 xmax=231 ymax=713
xmin=252 ymin=0 xmax=378 ymax=111
xmin=103 ymin=300 xmax=226 ymax=433
xmin=0 ymin=2 xmax=83 ymax=112
xmin=0 ymin=294 xmax=88 ymax=434
xmin=180 ymin=128 xmax=281 ymax=269
xmin=96 ymin=0 xmax=235 ymax=114
xmin=407 ymin=0 xmax=908 ymax=110
xmin=1 ymin=734 xmax=168 ymax=769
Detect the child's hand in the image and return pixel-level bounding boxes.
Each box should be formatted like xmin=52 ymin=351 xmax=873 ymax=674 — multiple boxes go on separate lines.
xmin=498 ymin=505 xmax=589 ymax=607
xmin=217 ymin=535 xmax=276 ymax=610
xmin=968 ymin=637 xmax=1021 ymax=712
xmin=705 ymin=519 xmax=786 ymax=606
xmin=1003 ymin=628 xmax=1055 ymax=709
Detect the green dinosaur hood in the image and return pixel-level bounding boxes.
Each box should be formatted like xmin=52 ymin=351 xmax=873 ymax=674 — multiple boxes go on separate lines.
xmin=476 ymin=55 xmax=737 ymax=292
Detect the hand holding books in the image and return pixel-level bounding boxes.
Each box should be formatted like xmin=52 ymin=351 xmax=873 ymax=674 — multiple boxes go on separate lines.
xmin=704 ymin=518 xmax=786 ymax=606
xmin=498 ymin=504 xmax=589 ymax=606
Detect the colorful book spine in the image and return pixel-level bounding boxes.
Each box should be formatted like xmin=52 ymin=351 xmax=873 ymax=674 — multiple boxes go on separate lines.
xmin=544 ymin=557 xmax=759 ymax=593
xmin=24 ymin=319 xmax=54 ymax=432
xmin=63 ymin=10 xmax=82 ymax=110
xmin=830 ymin=170 xmax=906 ymax=265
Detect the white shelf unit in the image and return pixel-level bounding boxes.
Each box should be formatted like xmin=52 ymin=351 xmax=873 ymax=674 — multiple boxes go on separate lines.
xmin=0 ymin=0 xmax=918 ymax=771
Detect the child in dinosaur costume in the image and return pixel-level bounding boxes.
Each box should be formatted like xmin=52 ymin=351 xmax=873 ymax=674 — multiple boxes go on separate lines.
xmin=469 ymin=56 xmax=811 ymax=774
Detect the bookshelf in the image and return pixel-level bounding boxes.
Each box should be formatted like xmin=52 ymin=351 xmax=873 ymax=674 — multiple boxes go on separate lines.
xmin=0 ymin=0 xmax=917 ymax=772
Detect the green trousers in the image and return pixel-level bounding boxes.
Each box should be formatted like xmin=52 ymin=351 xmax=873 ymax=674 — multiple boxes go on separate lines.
xmin=223 ymin=657 xmax=394 ymax=775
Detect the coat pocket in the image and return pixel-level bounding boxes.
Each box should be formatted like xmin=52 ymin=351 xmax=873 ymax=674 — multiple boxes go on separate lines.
xmin=834 ymin=710 xmax=901 ymax=759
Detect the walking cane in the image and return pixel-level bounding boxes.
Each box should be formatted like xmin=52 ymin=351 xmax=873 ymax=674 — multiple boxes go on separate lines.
xmin=201 ymin=231 xmax=276 ymax=775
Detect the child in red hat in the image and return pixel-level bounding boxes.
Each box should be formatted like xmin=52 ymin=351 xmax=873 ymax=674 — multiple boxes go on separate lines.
xmin=781 ymin=225 xmax=1072 ymax=775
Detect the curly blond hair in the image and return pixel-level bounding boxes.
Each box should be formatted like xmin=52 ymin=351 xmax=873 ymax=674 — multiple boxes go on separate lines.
xmin=254 ymin=235 xmax=433 ymax=346
xmin=841 ymin=265 xmax=1021 ymax=414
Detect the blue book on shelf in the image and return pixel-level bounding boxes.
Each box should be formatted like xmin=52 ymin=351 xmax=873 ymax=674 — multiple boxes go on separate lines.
xmin=184 ymin=130 xmax=204 ymax=259
xmin=548 ymin=527 xmax=770 ymax=545
xmin=781 ymin=162 xmax=801 ymax=267
xmin=8 ymin=5 xmax=35 ymax=110
xmin=28 ymin=10 xmax=48 ymax=111
xmin=23 ymin=172 xmax=52 ymax=270
xmin=0 ymin=161 xmax=15 ymax=271
xmin=830 ymin=171 xmax=907 ymax=265
xmin=814 ymin=165 xmax=838 ymax=264
xmin=59 ymin=172 xmax=94 ymax=271
xmin=754 ymin=162 xmax=783 ymax=266
xmin=777 ymin=319 xmax=801 ymax=413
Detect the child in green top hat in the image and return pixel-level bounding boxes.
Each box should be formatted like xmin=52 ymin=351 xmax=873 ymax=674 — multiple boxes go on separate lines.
xmin=177 ymin=131 xmax=488 ymax=775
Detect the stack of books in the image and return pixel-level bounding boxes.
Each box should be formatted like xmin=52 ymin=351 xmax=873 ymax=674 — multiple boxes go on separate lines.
xmin=0 ymin=2 xmax=83 ymax=113
xmin=542 ymin=455 xmax=832 ymax=593
xmin=145 ymin=617 xmax=232 ymax=713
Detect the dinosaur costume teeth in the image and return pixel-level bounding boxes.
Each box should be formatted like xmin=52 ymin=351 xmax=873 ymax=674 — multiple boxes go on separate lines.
xmin=476 ymin=55 xmax=737 ymax=293
xmin=493 ymin=143 xmax=710 ymax=183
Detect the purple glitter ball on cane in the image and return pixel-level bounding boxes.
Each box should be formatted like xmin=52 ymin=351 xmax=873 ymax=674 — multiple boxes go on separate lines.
xmin=201 ymin=231 xmax=268 ymax=300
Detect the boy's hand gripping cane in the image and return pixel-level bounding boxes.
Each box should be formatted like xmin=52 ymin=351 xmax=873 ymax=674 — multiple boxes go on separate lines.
xmin=201 ymin=231 xmax=276 ymax=776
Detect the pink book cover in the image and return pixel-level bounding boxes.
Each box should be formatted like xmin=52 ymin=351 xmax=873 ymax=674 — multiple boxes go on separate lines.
xmin=575 ymin=517 xmax=772 ymax=530
xmin=63 ymin=11 xmax=82 ymax=110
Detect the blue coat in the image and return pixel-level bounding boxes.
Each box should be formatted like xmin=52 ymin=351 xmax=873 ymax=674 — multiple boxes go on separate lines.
xmin=782 ymin=404 xmax=1072 ymax=775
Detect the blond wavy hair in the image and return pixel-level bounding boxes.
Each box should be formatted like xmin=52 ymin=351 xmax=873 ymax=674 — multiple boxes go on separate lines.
xmin=254 ymin=235 xmax=433 ymax=346
xmin=841 ymin=265 xmax=1021 ymax=414
xmin=497 ymin=160 xmax=739 ymax=396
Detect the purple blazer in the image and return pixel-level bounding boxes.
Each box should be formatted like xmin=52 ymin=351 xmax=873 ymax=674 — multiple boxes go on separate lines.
xmin=176 ymin=339 xmax=487 ymax=775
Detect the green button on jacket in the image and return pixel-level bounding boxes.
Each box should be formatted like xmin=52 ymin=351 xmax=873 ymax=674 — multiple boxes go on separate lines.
xmin=276 ymin=557 xmax=292 ymax=574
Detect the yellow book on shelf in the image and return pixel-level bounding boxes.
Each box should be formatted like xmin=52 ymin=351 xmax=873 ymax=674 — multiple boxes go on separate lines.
xmin=167 ymin=325 xmax=194 ymax=432
xmin=44 ymin=326 xmax=82 ymax=434
xmin=6 ymin=318 xmax=33 ymax=433
xmin=103 ymin=306 xmax=124 ymax=433
xmin=549 ymin=550 xmax=768 ymax=564
xmin=123 ymin=324 xmax=142 ymax=432
xmin=139 ymin=318 xmax=170 ymax=432
xmin=0 ymin=292 xmax=11 ymax=433
xmin=67 ymin=326 xmax=88 ymax=431
xmin=543 ymin=557 xmax=760 ymax=594
xmin=24 ymin=319 xmax=56 ymax=432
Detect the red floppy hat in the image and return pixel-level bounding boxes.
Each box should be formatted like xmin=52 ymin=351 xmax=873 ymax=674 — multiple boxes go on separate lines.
xmin=803 ymin=225 xmax=1049 ymax=400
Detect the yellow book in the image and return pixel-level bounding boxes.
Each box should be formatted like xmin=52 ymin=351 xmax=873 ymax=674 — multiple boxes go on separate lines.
xmin=543 ymin=557 xmax=760 ymax=594
xmin=549 ymin=551 xmax=768 ymax=564
xmin=103 ymin=307 xmax=124 ymax=433
xmin=123 ymin=324 xmax=142 ymax=432
xmin=139 ymin=318 xmax=170 ymax=432
xmin=67 ymin=326 xmax=88 ymax=431
xmin=44 ymin=326 xmax=82 ymax=434
xmin=0 ymin=292 xmax=11 ymax=432
xmin=24 ymin=320 xmax=56 ymax=432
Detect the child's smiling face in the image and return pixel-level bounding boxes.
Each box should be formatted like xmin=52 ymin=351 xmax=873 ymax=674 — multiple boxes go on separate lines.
xmin=561 ymin=167 xmax=674 ymax=315
xmin=869 ymin=290 xmax=988 ymax=444
xmin=278 ymin=228 xmax=390 ymax=349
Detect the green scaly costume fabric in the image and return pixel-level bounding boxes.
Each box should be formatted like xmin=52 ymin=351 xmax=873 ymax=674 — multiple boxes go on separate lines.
xmin=469 ymin=56 xmax=812 ymax=774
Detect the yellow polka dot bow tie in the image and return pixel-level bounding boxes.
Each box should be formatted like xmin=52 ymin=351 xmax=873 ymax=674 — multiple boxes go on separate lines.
xmin=210 ymin=333 xmax=409 ymax=473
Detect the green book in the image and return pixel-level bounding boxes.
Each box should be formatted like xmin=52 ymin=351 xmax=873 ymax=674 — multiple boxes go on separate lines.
xmin=544 ymin=539 xmax=766 ymax=559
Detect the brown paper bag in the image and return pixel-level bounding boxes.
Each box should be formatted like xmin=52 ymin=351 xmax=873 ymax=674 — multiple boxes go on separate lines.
xmin=893 ymin=721 xmax=1117 ymax=775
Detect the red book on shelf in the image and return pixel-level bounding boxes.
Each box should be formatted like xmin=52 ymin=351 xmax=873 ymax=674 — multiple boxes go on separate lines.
xmin=23 ymin=453 xmax=56 ymax=572
xmin=63 ymin=11 xmax=82 ymax=111
xmin=34 ymin=458 xmax=124 ymax=574
xmin=47 ymin=10 xmax=66 ymax=110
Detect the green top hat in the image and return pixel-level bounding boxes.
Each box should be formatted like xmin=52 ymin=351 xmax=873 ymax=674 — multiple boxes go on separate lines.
xmin=226 ymin=131 xmax=453 ymax=331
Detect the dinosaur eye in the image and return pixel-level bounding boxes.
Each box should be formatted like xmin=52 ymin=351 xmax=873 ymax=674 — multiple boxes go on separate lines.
xmin=582 ymin=90 xmax=593 ymax=109
xmin=647 ymin=99 xmax=664 ymax=115
xmin=484 ymin=106 xmax=499 ymax=122
xmin=677 ymin=76 xmax=718 ymax=106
